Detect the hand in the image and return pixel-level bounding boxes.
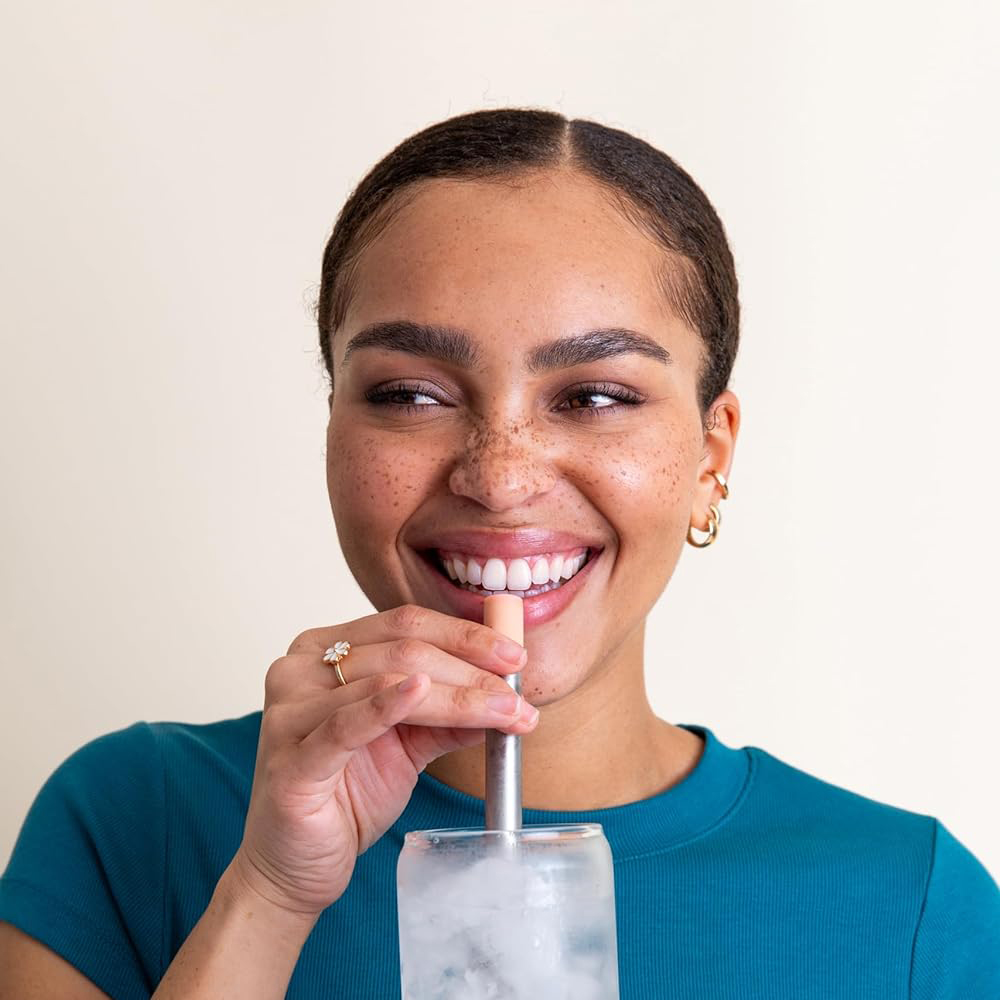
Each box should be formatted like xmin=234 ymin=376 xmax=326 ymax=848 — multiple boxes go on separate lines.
xmin=231 ymin=604 xmax=538 ymax=919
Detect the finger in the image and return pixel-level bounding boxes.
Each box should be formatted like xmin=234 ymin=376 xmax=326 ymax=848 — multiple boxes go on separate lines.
xmin=335 ymin=639 xmax=521 ymax=694
xmin=261 ymin=670 xmax=538 ymax=749
xmin=296 ymin=674 xmax=540 ymax=785
xmin=395 ymin=723 xmax=489 ymax=773
xmin=269 ymin=679 xmax=539 ymax=763
xmin=260 ymin=672 xmax=412 ymax=745
xmin=286 ymin=605 xmax=527 ymax=675
xmin=389 ymin=679 xmax=539 ymax=734
xmin=295 ymin=674 xmax=432 ymax=783
xmin=336 ymin=638 xmax=524 ymax=694
xmin=265 ymin=639 xmax=518 ymax=706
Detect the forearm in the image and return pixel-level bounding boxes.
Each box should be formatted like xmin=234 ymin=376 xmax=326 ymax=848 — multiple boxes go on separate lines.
xmin=151 ymin=858 xmax=320 ymax=1000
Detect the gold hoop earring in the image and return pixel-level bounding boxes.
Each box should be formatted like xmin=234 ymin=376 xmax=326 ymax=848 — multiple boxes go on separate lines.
xmin=687 ymin=468 xmax=729 ymax=548
xmin=687 ymin=503 xmax=721 ymax=548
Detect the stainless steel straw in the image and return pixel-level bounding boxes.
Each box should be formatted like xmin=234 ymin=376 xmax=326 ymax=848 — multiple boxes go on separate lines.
xmin=483 ymin=594 xmax=523 ymax=831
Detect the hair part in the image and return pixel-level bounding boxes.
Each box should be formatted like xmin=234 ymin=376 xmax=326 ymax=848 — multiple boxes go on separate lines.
xmin=316 ymin=108 xmax=739 ymax=427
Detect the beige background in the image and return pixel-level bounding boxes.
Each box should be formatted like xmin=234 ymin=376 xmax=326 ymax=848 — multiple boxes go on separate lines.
xmin=1 ymin=1 xmax=998 ymax=879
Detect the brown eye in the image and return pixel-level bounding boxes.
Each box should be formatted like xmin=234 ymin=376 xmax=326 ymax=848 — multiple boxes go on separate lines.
xmin=375 ymin=389 xmax=440 ymax=406
xmin=563 ymin=391 xmax=620 ymax=409
xmin=555 ymin=383 xmax=645 ymax=412
xmin=365 ymin=381 xmax=447 ymax=408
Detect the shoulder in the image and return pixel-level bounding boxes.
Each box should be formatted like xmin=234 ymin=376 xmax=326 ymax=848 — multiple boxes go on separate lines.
xmin=735 ymin=742 xmax=968 ymax=902
xmin=145 ymin=711 xmax=262 ymax=781
xmin=740 ymin=742 xmax=1000 ymax=990
xmin=6 ymin=710 xmax=262 ymax=846
xmin=38 ymin=711 xmax=262 ymax=802
xmin=5 ymin=711 xmax=263 ymax=883
xmin=744 ymin=742 xmax=939 ymax=847
xmin=23 ymin=720 xmax=165 ymax=837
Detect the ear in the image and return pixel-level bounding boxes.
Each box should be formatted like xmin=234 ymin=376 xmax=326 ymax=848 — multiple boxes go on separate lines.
xmin=691 ymin=389 xmax=740 ymax=530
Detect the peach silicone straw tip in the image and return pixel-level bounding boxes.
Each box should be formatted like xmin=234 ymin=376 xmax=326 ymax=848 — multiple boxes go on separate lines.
xmin=483 ymin=593 xmax=524 ymax=644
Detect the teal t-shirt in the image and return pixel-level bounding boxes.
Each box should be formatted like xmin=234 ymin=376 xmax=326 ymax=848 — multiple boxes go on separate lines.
xmin=1 ymin=714 xmax=997 ymax=998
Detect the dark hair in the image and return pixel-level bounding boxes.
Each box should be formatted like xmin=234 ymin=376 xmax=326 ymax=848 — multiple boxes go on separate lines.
xmin=317 ymin=108 xmax=739 ymax=424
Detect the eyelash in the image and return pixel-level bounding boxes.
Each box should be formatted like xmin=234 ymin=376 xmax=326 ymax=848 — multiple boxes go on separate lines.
xmin=364 ymin=380 xmax=645 ymax=416
xmin=364 ymin=381 xmax=447 ymax=413
xmin=554 ymin=382 xmax=645 ymax=415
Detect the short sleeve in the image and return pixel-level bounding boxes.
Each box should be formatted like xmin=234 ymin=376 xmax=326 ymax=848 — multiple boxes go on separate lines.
xmin=910 ymin=819 xmax=1000 ymax=999
xmin=0 ymin=723 xmax=166 ymax=1000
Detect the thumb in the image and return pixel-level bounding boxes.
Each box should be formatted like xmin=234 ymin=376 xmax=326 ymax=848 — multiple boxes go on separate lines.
xmin=400 ymin=724 xmax=488 ymax=772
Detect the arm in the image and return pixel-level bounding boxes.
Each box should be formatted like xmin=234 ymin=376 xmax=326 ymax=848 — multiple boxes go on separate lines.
xmin=0 ymin=921 xmax=111 ymax=1000
xmin=150 ymin=859 xmax=318 ymax=999
xmin=0 ymin=861 xmax=316 ymax=1000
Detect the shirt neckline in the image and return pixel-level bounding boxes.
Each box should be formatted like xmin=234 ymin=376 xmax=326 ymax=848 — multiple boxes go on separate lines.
xmin=402 ymin=723 xmax=752 ymax=861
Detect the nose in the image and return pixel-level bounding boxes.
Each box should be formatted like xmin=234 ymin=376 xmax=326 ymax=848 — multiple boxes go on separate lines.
xmin=448 ymin=421 xmax=558 ymax=513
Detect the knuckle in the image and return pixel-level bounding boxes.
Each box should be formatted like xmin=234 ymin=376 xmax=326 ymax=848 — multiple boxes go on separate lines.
xmin=285 ymin=627 xmax=327 ymax=656
xmin=261 ymin=754 xmax=285 ymax=787
xmin=457 ymin=620 xmax=485 ymax=651
xmin=390 ymin=637 xmax=428 ymax=669
xmin=387 ymin=603 xmax=426 ymax=635
xmin=260 ymin=703 xmax=289 ymax=742
xmin=476 ymin=671 xmax=507 ymax=693
xmin=450 ymin=686 xmax=476 ymax=714
xmin=368 ymin=672 xmax=401 ymax=695
xmin=263 ymin=657 xmax=290 ymax=701
xmin=371 ymin=689 xmax=399 ymax=723
xmin=318 ymin=709 xmax=347 ymax=748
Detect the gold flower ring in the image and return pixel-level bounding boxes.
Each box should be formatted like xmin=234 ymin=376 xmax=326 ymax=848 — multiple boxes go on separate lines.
xmin=322 ymin=640 xmax=352 ymax=687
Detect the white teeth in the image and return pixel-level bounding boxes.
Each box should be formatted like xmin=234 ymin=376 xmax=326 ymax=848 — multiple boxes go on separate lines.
xmin=440 ymin=549 xmax=590 ymax=592
xmin=481 ymin=558 xmax=507 ymax=591
xmin=549 ymin=554 xmax=564 ymax=582
xmin=506 ymin=558 xmax=532 ymax=592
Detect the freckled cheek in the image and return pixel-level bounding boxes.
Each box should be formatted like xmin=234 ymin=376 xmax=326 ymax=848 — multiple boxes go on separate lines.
xmin=326 ymin=429 xmax=438 ymax=538
xmin=564 ymin=433 xmax=696 ymax=546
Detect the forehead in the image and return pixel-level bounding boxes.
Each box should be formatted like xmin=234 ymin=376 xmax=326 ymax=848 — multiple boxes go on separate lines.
xmin=339 ymin=169 xmax=696 ymax=362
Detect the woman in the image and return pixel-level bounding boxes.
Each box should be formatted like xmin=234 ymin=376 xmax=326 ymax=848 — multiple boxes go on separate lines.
xmin=1 ymin=108 xmax=997 ymax=999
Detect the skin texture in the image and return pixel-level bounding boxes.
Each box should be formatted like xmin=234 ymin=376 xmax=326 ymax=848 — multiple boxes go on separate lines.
xmin=326 ymin=166 xmax=740 ymax=810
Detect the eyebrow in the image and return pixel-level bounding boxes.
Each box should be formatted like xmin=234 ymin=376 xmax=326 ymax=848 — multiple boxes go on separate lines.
xmin=340 ymin=321 xmax=672 ymax=370
xmin=525 ymin=328 xmax=672 ymax=372
xmin=341 ymin=321 xmax=481 ymax=368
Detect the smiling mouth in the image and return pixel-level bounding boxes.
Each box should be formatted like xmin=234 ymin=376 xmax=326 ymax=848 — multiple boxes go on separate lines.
xmin=427 ymin=547 xmax=594 ymax=597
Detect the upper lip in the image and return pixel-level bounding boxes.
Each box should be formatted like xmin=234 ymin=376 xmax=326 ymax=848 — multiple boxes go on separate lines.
xmin=407 ymin=528 xmax=603 ymax=559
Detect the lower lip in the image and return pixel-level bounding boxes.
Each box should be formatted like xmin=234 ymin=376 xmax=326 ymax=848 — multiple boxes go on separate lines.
xmin=419 ymin=552 xmax=600 ymax=627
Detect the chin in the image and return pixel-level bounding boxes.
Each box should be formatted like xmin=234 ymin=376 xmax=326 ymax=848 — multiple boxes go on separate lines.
xmin=512 ymin=644 xmax=594 ymax=706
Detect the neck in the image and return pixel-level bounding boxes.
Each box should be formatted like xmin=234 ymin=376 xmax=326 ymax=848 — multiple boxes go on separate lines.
xmin=424 ymin=625 xmax=704 ymax=810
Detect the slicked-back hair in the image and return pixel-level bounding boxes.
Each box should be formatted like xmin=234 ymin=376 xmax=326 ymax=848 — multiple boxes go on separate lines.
xmin=317 ymin=108 xmax=739 ymax=425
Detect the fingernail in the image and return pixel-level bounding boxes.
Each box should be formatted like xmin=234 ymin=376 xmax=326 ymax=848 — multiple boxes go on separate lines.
xmin=494 ymin=638 xmax=526 ymax=665
xmin=522 ymin=704 xmax=540 ymax=725
xmin=486 ymin=692 xmax=521 ymax=715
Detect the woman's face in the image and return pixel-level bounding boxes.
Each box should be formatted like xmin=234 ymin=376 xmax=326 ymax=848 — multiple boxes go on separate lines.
xmin=326 ymin=167 xmax=738 ymax=705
